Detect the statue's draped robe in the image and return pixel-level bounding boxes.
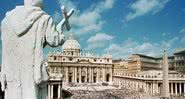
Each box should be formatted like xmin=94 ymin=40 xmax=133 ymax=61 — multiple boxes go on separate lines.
xmin=1 ymin=6 xmax=64 ymax=99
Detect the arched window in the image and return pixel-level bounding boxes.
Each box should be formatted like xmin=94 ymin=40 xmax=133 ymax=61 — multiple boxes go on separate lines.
xmin=107 ymin=59 xmax=109 ymax=62
xmin=69 ymin=57 xmax=73 ymax=61
xmin=54 ymin=56 xmax=57 ymax=60
xmin=94 ymin=59 xmax=97 ymax=62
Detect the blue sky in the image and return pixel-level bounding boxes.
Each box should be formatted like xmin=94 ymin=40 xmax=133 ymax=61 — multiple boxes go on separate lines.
xmin=0 ymin=0 xmax=185 ymax=62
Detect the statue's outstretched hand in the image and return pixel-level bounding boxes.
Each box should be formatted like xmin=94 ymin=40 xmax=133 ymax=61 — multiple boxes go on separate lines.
xmin=34 ymin=62 xmax=49 ymax=85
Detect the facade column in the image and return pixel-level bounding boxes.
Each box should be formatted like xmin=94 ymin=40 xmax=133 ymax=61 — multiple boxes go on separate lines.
xmin=154 ymin=82 xmax=157 ymax=95
xmin=175 ymin=83 xmax=177 ymax=95
xmin=79 ymin=67 xmax=82 ymax=83
xmin=73 ymin=67 xmax=75 ymax=82
xmin=151 ymin=83 xmax=153 ymax=95
xmin=152 ymin=83 xmax=155 ymax=95
xmin=146 ymin=83 xmax=148 ymax=94
xmin=154 ymin=82 xmax=157 ymax=94
xmin=89 ymin=67 xmax=92 ymax=83
xmin=141 ymin=82 xmax=144 ymax=91
xmin=180 ymin=83 xmax=182 ymax=95
xmin=150 ymin=83 xmax=152 ymax=95
xmin=122 ymin=80 xmax=124 ymax=88
xmin=58 ymin=85 xmax=61 ymax=99
xmin=139 ymin=82 xmax=142 ymax=90
xmin=148 ymin=83 xmax=151 ymax=95
xmin=74 ymin=67 xmax=77 ymax=83
xmin=171 ymin=83 xmax=173 ymax=95
xmin=48 ymin=85 xmax=51 ymax=99
xmin=157 ymin=83 xmax=161 ymax=94
xmin=65 ymin=67 xmax=68 ymax=83
xmin=128 ymin=81 xmax=130 ymax=89
xmin=184 ymin=83 xmax=185 ymax=95
xmin=85 ymin=67 xmax=88 ymax=83
xmin=145 ymin=83 xmax=148 ymax=93
xmin=96 ymin=68 xmax=99 ymax=83
xmin=51 ymin=85 xmax=53 ymax=99
xmin=110 ymin=68 xmax=112 ymax=83
xmin=103 ymin=68 xmax=105 ymax=82
xmin=92 ymin=68 xmax=94 ymax=83
xmin=135 ymin=82 xmax=138 ymax=90
xmin=143 ymin=82 xmax=146 ymax=92
xmin=156 ymin=82 xmax=159 ymax=94
xmin=132 ymin=81 xmax=134 ymax=89
xmin=124 ymin=80 xmax=127 ymax=88
xmin=140 ymin=82 xmax=142 ymax=90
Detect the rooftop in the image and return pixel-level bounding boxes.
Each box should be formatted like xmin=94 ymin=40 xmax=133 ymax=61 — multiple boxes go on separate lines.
xmin=174 ymin=49 xmax=185 ymax=55
xmin=133 ymin=54 xmax=174 ymax=60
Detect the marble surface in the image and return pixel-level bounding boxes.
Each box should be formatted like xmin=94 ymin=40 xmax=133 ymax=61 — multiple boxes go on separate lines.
xmin=0 ymin=0 xmax=67 ymax=99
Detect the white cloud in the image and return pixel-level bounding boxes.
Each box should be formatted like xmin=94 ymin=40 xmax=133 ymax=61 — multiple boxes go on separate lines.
xmin=52 ymin=11 xmax=62 ymax=24
xmin=74 ymin=22 xmax=104 ymax=35
xmin=162 ymin=32 xmax=166 ymax=36
xmin=104 ymin=0 xmax=114 ymax=9
xmin=86 ymin=33 xmax=114 ymax=50
xmin=104 ymin=37 xmax=177 ymax=59
xmin=181 ymin=35 xmax=185 ymax=43
xmin=88 ymin=33 xmax=114 ymax=43
xmin=180 ymin=27 xmax=185 ymax=33
xmin=55 ymin=0 xmax=115 ymax=35
xmin=59 ymin=0 xmax=77 ymax=10
xmin=125 ymin=0 xmax=170 ymax=21
xmin=94 ymin=0 xmax=115 ymax=12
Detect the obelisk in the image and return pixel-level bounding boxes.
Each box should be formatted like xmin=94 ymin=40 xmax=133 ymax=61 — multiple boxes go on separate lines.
xmin=161 ymin=50 xmax=169 ymax=98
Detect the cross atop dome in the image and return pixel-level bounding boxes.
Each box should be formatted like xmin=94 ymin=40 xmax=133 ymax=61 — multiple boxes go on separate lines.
xmin=69 ymin=33 xmax=74 ymax=40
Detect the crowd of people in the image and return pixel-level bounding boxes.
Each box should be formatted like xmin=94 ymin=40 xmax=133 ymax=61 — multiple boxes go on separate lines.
xmin=68 ymin=86 xmax=160 ymax=99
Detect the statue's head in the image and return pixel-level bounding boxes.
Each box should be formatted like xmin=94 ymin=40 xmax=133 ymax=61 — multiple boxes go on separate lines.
xmin=24 ymin=0 xmax=44 ymax=8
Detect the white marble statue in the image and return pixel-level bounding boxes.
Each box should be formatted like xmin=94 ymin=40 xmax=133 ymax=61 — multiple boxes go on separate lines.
xmin=0 ymin=0 xmax=74 ymax=99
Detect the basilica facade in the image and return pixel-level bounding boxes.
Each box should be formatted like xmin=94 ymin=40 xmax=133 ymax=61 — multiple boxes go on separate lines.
xmin=47 ymin=33 xmax=113 ymax=86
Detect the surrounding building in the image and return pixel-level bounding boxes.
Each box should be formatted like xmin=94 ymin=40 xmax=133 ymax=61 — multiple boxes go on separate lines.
xmin=112 ymin=59 xmax=128 ymax=73
xmin=174 ymin=49 xmax=185 ymax=73
xmin=47 ymin=33 xmax=113 ymax=99
xmin=113 ymin=54 xmax=175 ymax=74
xmin=113 ymin=52 xmax=185 ymax=97
xmin=127 ymin=54 xmax=174 ymax=71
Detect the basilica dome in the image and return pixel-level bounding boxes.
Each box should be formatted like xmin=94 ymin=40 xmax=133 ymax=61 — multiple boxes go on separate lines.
xmin=62 ymin=33 xmax=81 ymax=50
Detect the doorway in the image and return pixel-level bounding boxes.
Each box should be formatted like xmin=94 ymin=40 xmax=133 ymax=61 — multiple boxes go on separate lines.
xmin=82 ymin=76 xmax=85 ymax=83
xmin=106 ymin=74 xmax=110 ymax=82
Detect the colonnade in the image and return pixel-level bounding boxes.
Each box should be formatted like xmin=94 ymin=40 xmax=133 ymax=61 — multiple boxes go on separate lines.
xmin=48 ymin=83 xmax=62 ymax=99
xmin=169 ymin=82 xmax=185 ymax=95
xmin=114 ymin=77 xmax=185 ymax=96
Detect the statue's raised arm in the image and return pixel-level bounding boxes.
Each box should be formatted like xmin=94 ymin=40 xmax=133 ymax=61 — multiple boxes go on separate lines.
xmin=44 ymin=5 xmax=74 ymax=47
xmin=56 ymin=5 xmax=74 ymax=33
